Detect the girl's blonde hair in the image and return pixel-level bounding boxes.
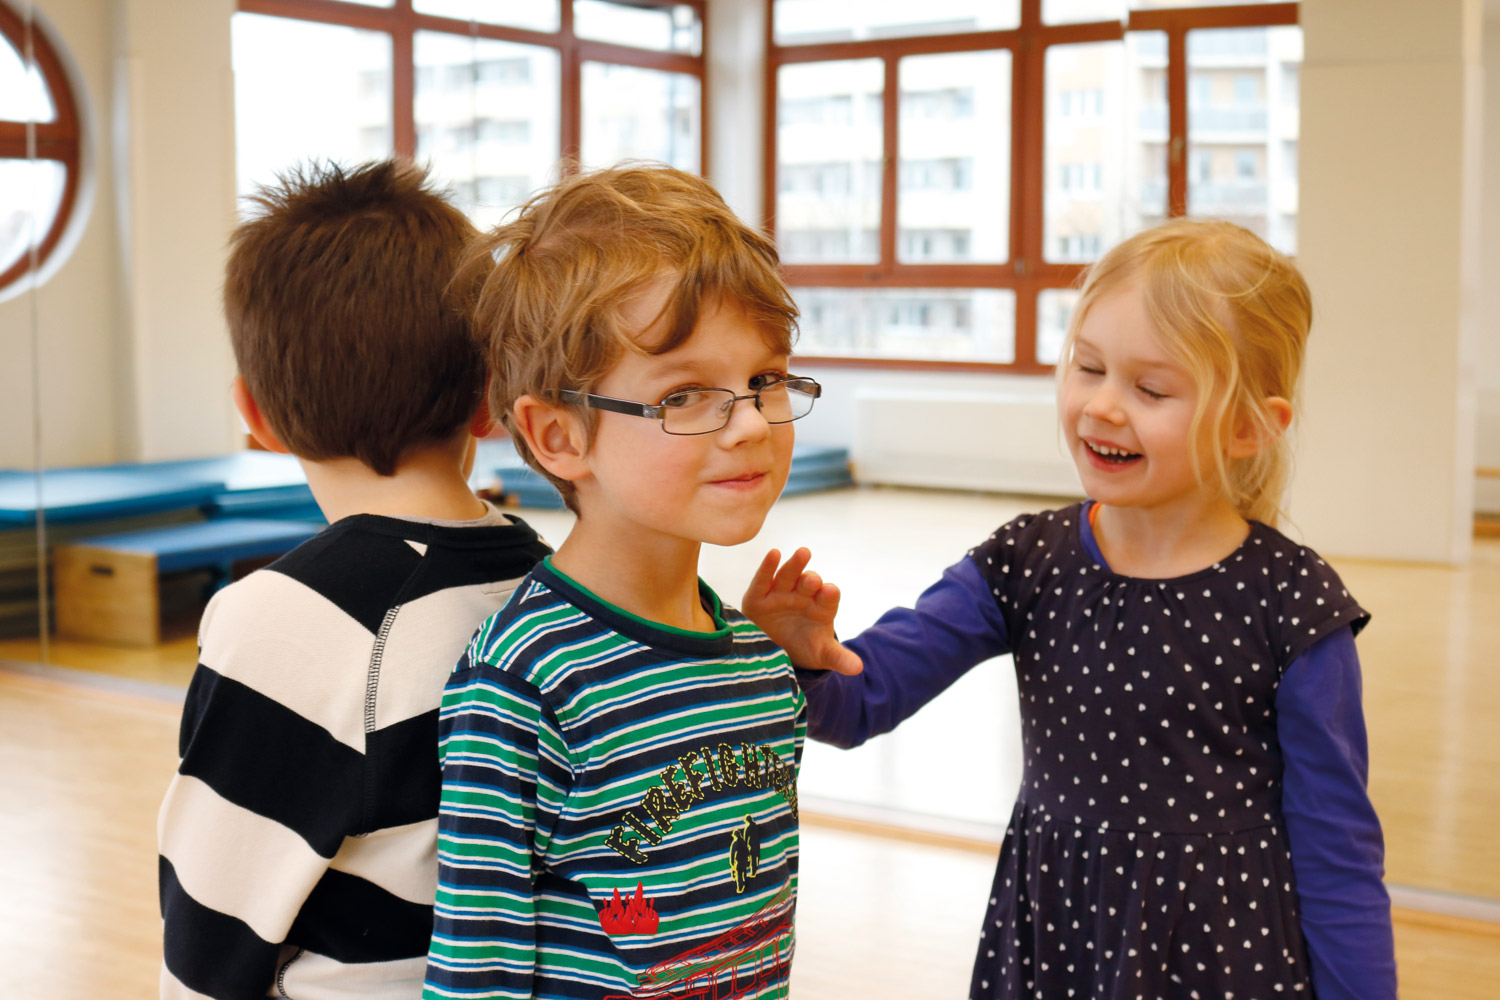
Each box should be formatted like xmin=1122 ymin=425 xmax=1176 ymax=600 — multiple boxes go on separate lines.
xmin=1058 ymin=219 xmax=1311 ymax=526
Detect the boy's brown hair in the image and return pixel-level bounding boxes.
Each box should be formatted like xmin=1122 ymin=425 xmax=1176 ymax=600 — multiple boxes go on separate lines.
xmin=457 ymin=163 xmax=799 ymax=512
xmin=224 ymin=160 xmax=486 ymax=476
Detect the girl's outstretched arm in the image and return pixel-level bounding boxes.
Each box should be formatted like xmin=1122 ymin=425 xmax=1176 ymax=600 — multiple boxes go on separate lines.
xmin=746 ymin=553 xmax=1011 ymax=749
xmin=1277 ymin=626 xmax=1397 ymax=1000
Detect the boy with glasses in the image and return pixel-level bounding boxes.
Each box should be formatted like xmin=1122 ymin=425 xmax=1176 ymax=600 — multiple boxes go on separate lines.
xmin=423 ymin=165 xmax=820 ymax=1000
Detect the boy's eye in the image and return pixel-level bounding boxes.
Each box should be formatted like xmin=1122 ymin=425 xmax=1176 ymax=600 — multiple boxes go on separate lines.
xmin=661 ymin=388 xmax=717 ymax=408
xmin=749 ymin=371 xmax=786 ymax=391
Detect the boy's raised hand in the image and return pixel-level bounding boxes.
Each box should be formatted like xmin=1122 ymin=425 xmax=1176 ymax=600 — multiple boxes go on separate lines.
xmin=742 ymin=547 xmax=863 ymax=676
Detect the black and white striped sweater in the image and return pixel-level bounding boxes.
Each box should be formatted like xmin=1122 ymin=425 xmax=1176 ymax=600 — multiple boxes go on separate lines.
xmin=158 ymin=507 xmax=550 ymax=1000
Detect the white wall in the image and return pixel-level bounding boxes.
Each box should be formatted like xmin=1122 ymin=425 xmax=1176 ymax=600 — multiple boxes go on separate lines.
xmin=1291 ymin=0 xmax=1481 ymax=563
xmin=1479 ymin=16 xmax=1500 ymax=513
xmin=113 ymin=0 xmax=240 ymax=461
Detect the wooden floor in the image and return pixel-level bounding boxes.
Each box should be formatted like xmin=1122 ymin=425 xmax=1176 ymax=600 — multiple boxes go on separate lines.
xmin=2 ymin=485 xmax=1498 ymax=997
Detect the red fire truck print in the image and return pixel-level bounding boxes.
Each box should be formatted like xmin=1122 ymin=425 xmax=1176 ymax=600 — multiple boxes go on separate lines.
xmin=601 ymin=884 xmax=793 ymax=1000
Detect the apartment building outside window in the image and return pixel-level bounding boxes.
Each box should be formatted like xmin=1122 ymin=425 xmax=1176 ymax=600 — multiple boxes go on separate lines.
xmin=232 ymin=0 xmax=704 ymax=229
xmin=768 ymin=0 xmax=1300 ymax=371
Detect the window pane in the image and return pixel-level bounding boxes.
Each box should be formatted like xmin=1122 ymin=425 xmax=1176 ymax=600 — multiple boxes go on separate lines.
xmin=1186 ymin=26 xmax=1300 ymax=254
xmin=774 ymin=0 xmax=1018 ymax=44
xmin=416 ymin=32 xmax=560 ymax=229
xmin=232 ymin=14 xmax=393 ymax=202
xmin=580 ymin=62 xmax=700 ymax=173
xmin=898 ymin=51 xmax=1010 ymax=264
xmin=1042 ymin=0 xmax=1123 ymax=25
xmin=1043 ymin=35 xmax=1166 ymax=265
xmin=0 ymin=158 xmax=65 ymax=277
xmin=1036 ymin=288 xmax=1079 ymax=366
xmin=1133 ymin=0 xmax=1289 ymax=7
xmin=0 ymin=33 xmax=55 ymax=122
xmin=776 ymin=59 xmax=882 ymax=265
xmin=414 ymin=0 xmax=560 ymax=32
xmin=794 ymin=287 xmax=1015 ymax=363
xmin=575 ymin=1 xmax=700 ymax=55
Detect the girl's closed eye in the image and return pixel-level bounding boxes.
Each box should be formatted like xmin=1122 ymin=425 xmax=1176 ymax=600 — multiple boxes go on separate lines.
xmin=1138 ymin=384 xmax=1168 ymax=401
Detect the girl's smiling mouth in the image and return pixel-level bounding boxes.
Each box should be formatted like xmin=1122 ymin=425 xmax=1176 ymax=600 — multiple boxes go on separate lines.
xmin=1084 ymin=438 xmax=1142 ymax=467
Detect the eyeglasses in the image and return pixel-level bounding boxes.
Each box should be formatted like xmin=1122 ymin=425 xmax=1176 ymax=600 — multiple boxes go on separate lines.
xmin=560 ymin=376 xmax=821 ymax=436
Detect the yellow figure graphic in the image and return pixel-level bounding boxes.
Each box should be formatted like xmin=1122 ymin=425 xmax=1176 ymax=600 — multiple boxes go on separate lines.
xmin=727 ymin=815 xmax=761 ymax=893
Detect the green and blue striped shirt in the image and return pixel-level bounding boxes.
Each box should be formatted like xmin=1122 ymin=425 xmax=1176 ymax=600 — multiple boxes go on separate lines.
xmin=424 ymin=558 xmax=805 ymax=1000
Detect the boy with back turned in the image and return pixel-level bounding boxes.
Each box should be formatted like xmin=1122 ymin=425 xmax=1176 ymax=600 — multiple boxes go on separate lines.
xmin=422 ymin=165 xmax=822 ymax=999
xmin=157 ymin=160 xmax=549 ymax=998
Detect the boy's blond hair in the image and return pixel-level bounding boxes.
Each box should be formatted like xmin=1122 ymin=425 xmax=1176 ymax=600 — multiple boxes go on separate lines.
xmin=1059 ymin=219 xmax=1310 ymax=527
xmin=459 ymin=163 xmax=799 ymax=512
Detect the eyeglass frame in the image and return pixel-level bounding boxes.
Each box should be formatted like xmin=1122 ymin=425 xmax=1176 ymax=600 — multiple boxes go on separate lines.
xmin=557 ymin=376 xmax=822 ymax=436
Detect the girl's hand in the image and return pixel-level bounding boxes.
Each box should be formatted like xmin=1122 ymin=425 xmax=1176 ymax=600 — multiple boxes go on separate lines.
xmin=742 ymin=547 xmax=864 ymax=676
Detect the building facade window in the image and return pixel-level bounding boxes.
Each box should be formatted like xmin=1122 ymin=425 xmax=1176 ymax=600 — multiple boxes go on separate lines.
xmin=234 ymin=0 xmax=704 ymax=229
xmin=0 ymin=1 xmax=84 ymax=298
xmin=768 ymin=0 xmax=1299 ymax=370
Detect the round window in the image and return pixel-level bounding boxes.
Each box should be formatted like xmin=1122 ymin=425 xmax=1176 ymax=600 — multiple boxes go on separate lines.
xmin=0 ymin=2 xmax=84 ymax=296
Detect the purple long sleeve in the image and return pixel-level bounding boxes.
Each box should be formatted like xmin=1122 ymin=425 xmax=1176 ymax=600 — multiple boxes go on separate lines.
xmin=800 ymin=556 xmax=1009 ymax=748
xmin=1276 ymin=627 xmax=1397 ymax=1000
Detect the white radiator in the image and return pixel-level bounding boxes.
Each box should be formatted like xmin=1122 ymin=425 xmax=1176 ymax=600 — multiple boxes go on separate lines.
xmin=852 ymin=388 xmax=1083 ymax=497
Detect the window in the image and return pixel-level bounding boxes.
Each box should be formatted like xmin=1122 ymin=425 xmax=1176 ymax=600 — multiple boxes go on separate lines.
xmin=768 ymin=1 xmax=1299 ymax=370
xmin=234 ymin=0 xmax=705 ymax=227
xmin=0 ymin=1 xmax=84 ymax=297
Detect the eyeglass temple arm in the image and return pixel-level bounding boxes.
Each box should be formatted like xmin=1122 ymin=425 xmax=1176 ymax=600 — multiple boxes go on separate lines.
xmin=558 ymin=390 xmax=661 ymax=420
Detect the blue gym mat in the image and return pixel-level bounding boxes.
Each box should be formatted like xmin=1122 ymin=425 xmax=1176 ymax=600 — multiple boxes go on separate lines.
xmin=0 ymin=470 xmax=223 ymax=526
xmin=71 ymin=518 xmax=322 ymax=574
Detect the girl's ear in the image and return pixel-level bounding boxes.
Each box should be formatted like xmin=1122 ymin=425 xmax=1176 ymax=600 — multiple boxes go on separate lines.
xmin=1227 ymin=396 xmax=1293 ymax=459
xmin=511 ymin=394 xmax=591 ymax=483
xmin=231 ymin=376 xmax=290 ymax=454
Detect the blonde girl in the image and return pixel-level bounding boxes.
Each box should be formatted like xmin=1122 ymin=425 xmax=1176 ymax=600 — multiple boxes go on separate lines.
xmin=745 ymin=219 xmax=1397 ymax=1000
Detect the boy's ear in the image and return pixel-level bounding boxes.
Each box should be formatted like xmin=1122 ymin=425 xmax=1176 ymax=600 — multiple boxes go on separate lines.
xmin=469 ymin=392 xmax=496 ymax=439
xmin=231 ymin=376 xmax=290 ymax=454
xmin=511 ymin=394 xmax=590 ymax=483
xmin=1227 ymin=396 xmax=1293 ymax=460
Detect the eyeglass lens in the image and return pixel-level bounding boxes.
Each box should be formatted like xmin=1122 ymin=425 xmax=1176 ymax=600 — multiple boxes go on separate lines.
xmin=660 ymin=379 xmax=817 ymax=435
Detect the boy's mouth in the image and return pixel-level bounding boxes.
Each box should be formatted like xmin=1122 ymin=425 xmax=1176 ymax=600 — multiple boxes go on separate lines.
xmin=1084 ymin=439 xmax=1142 ymax=465
xmin=710 ymin=471 xmax=767 ymax=488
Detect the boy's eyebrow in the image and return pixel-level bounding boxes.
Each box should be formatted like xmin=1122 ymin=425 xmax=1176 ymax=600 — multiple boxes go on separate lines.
xmin=642 ymin=352 xmax=789 ymax=382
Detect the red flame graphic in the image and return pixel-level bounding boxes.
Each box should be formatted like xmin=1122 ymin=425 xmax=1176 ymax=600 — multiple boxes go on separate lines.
xmin=599 ymin=881 xmax=660 ymax=935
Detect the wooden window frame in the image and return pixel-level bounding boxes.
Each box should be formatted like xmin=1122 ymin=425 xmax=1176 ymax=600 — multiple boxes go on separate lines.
xmin=765 ymin=0 xmax=1298 ymax=374
xmin=0 ymin=0 xmax=83 ymax=294
xmin=237 ymin=0 xmax=709 ymax=174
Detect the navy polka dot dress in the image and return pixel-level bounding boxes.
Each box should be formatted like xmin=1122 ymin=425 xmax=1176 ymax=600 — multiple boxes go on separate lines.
xmin=967 ymin=504 xmax=1368 ymax=1000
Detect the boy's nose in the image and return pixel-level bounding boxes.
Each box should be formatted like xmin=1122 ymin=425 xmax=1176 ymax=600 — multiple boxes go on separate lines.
xmin=719 ymin=394 xmax=773 ymax=443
